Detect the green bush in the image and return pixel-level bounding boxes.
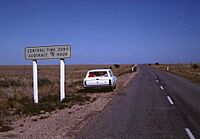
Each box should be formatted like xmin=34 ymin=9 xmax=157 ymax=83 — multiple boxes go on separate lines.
xmin=6 ymin=93 xmax=91 ymax=116
xmin=22 ymin=102 xmax=56 ymax=115
xmin=114 ymin=64 xmax=120 ymax=68
xmin=0 ymin=79 xmax=23 ymax=88
xmin=132 ymin=66 xmax=137 ymax=72
xmin=191 ymin=64 xmax=199 ymax=69
xmin=0 ymin=80 xmax=9 ymax=87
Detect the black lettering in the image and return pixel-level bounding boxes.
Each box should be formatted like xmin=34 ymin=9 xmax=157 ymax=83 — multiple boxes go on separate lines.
xmin=47 ymin=48 xmax=55 ymax=52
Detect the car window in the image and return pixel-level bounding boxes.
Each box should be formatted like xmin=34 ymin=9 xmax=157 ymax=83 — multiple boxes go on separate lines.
xmin=88 ymin=71 xmax=108 ymax=77
xmin=109 ymin=71 xmax=113 ymax=77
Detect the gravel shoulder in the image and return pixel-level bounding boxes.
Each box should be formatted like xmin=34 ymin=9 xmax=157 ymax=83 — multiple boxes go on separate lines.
xmin=0 ymin=71 xmax=137 ymax=139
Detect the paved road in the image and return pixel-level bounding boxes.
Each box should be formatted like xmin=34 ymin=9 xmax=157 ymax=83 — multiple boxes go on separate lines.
xmin=76 ymin=65 xmax=200 ymax=139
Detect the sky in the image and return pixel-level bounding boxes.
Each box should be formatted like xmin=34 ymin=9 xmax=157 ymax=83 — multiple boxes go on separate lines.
xmin=0 ymin=0 xmax=200 ymax=65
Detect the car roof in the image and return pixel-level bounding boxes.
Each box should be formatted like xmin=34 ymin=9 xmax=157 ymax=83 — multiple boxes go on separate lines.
xmin=88 ymin=69 xmax=111 ymax=72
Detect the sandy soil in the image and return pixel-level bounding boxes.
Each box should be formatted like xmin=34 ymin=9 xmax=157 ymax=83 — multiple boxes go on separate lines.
xmin=0 ymin=71 xmax=137 ymax=139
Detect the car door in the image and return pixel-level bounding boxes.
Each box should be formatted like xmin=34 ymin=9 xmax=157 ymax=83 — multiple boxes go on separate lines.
xmin=109 ymin=70 xmax=116 ymax=86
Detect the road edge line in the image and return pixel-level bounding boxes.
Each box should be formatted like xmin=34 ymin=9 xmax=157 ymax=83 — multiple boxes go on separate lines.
xmin=167 ymin=96 xmax=174 ymax=105
xmin=185 ymin=128 xmax=195 ymax=139
xmin=160 ymin=86 xmax=164 ymax=90
xmin=123 ymin=71 xmax=138 ymax=87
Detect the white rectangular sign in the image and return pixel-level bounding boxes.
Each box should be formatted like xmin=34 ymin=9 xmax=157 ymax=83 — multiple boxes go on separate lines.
xmin=25 ymin=45 xmax=71 ymax=60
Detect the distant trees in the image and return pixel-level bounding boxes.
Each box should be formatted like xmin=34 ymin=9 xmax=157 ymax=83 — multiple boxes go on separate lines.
xmin=114 ymin=64 xmax=120 ymax=68
xmin=191 ymin=63 xmax=199 ymax=69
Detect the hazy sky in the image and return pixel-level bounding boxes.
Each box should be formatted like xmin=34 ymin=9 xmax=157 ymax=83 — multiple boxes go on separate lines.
xmin=0 ymin=0 xmax=200 ymax=65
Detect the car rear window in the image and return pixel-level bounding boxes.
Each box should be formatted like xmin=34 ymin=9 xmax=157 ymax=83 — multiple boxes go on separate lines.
xmin=88 ymin=71 xmax=108 ymax=77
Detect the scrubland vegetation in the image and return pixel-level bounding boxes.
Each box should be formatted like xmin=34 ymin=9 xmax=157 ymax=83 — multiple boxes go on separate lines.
xmin=0 ymin=64 xmax=135 ymax=132
xmin=152 ymin=64 xmax=200 ymax=84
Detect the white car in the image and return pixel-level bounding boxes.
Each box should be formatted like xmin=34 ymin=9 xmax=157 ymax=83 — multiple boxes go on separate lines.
xmin=83 ymin=69 xmax=117 ymax=90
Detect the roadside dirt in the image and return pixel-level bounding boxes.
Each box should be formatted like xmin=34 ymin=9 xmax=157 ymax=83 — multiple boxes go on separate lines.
xmin=0 ymin=71 xmax=137 ymax=139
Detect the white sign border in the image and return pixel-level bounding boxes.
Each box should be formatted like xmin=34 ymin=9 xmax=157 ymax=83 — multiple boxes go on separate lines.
xmin=24 ymin=44 xmax=71 ymax=60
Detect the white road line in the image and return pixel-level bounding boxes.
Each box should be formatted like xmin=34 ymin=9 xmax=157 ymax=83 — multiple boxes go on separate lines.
xmin=160 ymin=86 xmax=164 ymax=90
xmin=156 ymin=80 xmax=159 ymax=83
xmin=167 ymin=96 xmax=174 ymax=105
xmin=185 ymin=128 xmax=195 ymax=139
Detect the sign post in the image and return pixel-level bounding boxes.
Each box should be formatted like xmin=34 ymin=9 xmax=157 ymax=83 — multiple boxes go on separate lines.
xmin=25 ymin=45 xmax=71 ymax=103
xmin=33 ymin=60 xmax=38 ymax=103
xmin=60 ymin=59 xmax=65 ymax=101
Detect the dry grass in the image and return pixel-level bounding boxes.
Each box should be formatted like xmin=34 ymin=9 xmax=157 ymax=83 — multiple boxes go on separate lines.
xmin=0 ymin=64 xmax=134 ymax=131
xmin=151 ymin=64 xmax=200 ymax=84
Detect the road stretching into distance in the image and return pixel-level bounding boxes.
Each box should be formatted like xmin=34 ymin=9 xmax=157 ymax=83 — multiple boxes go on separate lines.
xmin=76 ymin=65 xmax=200 ymax=139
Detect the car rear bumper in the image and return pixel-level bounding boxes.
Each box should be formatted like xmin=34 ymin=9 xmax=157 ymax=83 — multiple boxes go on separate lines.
xmin=83 ymin=84 xmax=113 ymax=89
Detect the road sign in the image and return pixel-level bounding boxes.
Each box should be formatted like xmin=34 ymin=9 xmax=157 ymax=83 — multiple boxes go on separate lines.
xmin=25 ymin=45 xmax=71 ymax=60
xmin=25 ymin=44 xmax=71 ymax=103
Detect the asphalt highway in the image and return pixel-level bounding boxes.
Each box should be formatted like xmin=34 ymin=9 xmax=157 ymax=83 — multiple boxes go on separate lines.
xmin=76 ymin=65 xmax=200 ymax=139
